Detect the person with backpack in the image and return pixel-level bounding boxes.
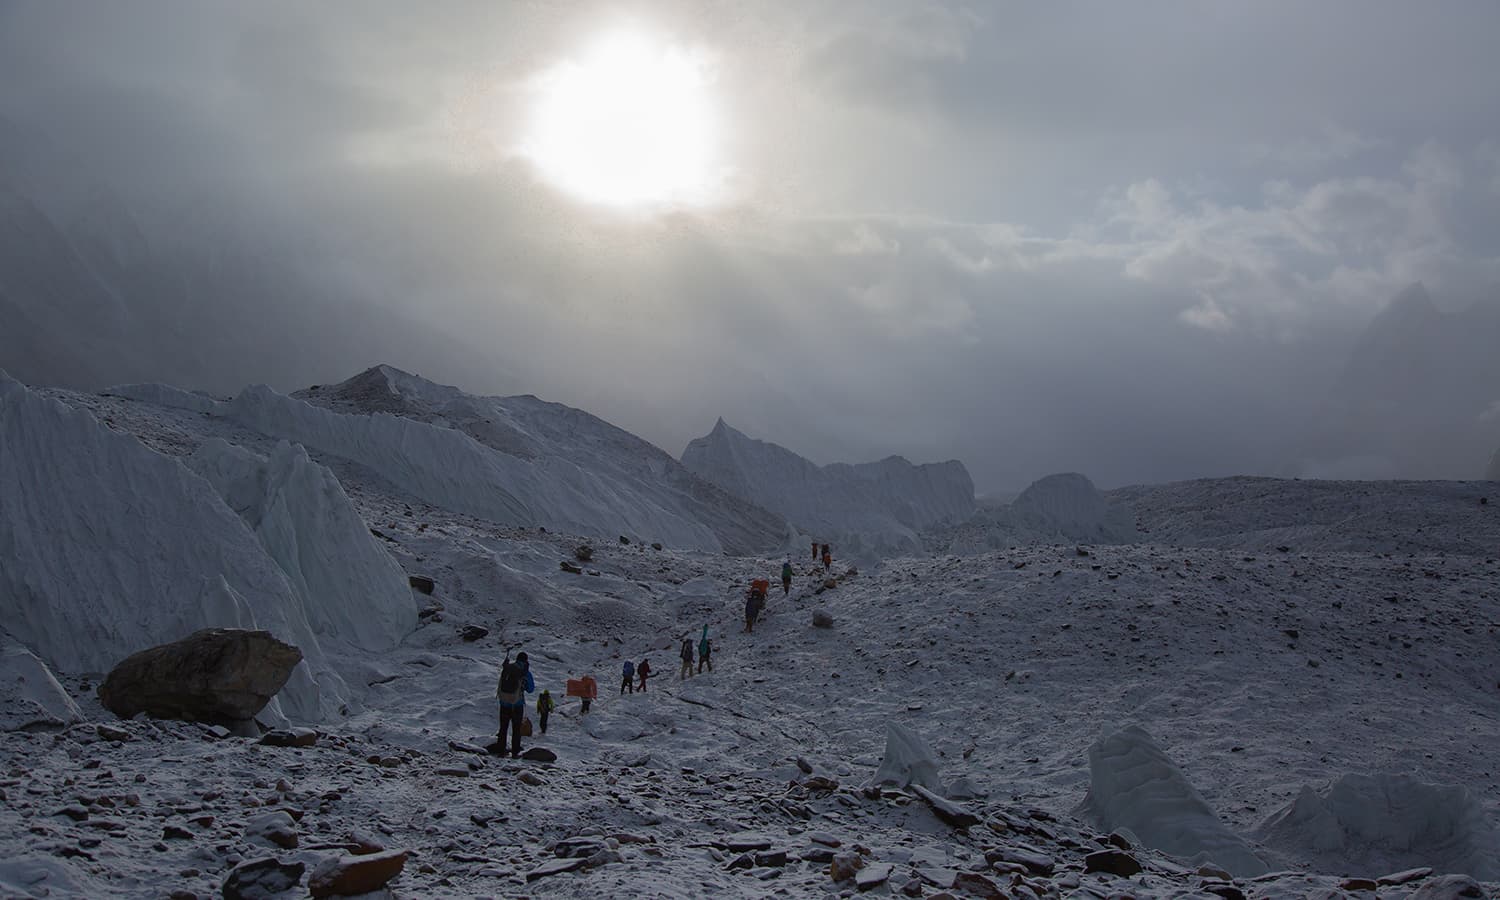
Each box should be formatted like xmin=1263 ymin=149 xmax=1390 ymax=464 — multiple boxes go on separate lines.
xmin=620 ymin=659 xmax=635 ymax=695
xmin=781 ymin=560 xmax=793 ymax=595
xmin=744 ymin=583 xmax=765 ymax=633
xmin=679 ymin=638 xmax=694 ymax=680
xmin=495 ymin=651 xmax=535 ymax=758
xmin=821 ymin=544 xmax=832 ymax=571
xmin=637 ymin=658 xmax=652 ymax=691
xmin=536 ymin=689 xmax=555 ymax=734
xmin=811 ymin=540 xmax=818 ymax=560
xmin=697 ymin=624 xmax=712 ymax=673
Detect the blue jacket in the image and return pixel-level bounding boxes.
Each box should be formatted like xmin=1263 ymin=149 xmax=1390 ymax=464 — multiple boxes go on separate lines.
xmin=623 ymin=660 xmax=635 ymax=678
xmin=499 ymin=666 xmax=535 ymax=709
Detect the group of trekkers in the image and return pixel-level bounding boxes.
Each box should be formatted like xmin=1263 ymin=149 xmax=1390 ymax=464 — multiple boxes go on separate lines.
xmin=494 ymin=545 xmax=836 ymax=756
xmin=493 ymin=622 xmax=719 ymax=757
xmin=744 ymin=543 xmax=830 ymax=632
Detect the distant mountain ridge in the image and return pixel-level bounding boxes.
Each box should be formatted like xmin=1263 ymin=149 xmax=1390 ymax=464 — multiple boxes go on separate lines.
xmin=680 ymin=418 xmax=975 ymax=557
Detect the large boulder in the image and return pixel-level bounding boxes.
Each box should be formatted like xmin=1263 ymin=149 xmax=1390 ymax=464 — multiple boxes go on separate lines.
xmin=98 ymin=628 xmax=302 ymax=725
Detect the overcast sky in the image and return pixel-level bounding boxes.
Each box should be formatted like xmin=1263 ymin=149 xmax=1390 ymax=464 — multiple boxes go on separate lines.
xmin=4 ymin=1 xmax=1500 ymax=491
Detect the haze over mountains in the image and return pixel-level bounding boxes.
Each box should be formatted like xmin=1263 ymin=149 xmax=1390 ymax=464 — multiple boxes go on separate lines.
xmin=4 ymin=119 xmax=1499 ymax=489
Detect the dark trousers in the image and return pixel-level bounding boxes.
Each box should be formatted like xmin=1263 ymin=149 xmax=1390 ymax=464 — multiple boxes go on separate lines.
xmin=539 ymin=709 xmax=549 ymax=734
xmin=638 ymin=674 xmax=648 ymax=691
xmin=697 ymin=655 xmax=711 ymax=673
xmin=498 ymin=704 xmax=523 ymax=757
xmin=621 ymin=677 xmax=633 ymax=694
xmin=783 ymin=579 xmax=790 ymax=595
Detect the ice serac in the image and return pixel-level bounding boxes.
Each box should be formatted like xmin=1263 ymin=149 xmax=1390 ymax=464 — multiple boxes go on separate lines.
xmin=1080 ymin=726 xmax=1268 ymax=878
xmin=186 ymin=439 xmax=415 ymax=656
xmin=0 ymin=372 xmax=404 ymax=722
xmin=680 ymin=418 xmax=975 ymax=556
xmin=0 ymin=633 xmax=83 ymax=732
xmin=1486 ymin=446 xmax=1499 ymax=481
xmin=285 ymin=366 xmax=785 ymax=554
xmin=1256 ymin=774 xmax=1499 ymax=881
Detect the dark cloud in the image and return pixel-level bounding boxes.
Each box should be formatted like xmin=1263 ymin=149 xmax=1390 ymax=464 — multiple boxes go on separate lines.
xmin=2 ymin=1 xmax=1499 ymax=492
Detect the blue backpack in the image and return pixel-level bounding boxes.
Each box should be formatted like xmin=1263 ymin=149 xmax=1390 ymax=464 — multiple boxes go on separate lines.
xmin=623 ymin=660 xmax=635 ymax=678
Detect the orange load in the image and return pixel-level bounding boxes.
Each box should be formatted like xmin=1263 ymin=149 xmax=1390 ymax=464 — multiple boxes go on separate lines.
xmin=750 ymin=578 xmax=770 ymax=597
xmin=566 ymin=676 xmax=598 ymax=699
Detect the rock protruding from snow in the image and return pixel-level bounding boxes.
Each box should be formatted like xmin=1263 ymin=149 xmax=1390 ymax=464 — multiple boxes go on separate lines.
xmin=222 ymin=857 xmax=305 ymax=899
xmin=870 ymin=723 xmax=945 ymax=795
xmin=308 ymin=849 xmax=408 ymax=898
xmin=0 ymin=634 xmax=82 ymax=731
xmin=1256 ymin=774 xmax=1499 ymax=881
xmin=97 ymin=628 xmax=302 ymax=725
xmin=1080 ymin=726 xmax=1268 ymax=878
xmin=681 ymin=418 xmax=974 ymax=557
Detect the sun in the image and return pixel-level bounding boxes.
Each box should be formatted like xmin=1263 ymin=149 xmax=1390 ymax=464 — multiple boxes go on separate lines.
xmin=520 ymin=29 xmax=725 ymax=209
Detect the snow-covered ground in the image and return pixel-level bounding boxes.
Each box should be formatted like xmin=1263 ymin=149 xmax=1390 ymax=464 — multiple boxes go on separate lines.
xmin=2 ymin=372 xmax=1498 ymax=898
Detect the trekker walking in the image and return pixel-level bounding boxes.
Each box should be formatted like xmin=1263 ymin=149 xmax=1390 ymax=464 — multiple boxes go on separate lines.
xmin=637 ymin=658 xmax=651 ymax=691
xmin=536 ymin=689 xmax=555 ymax=734
xmin=821 ymin=544 xmax=832 ymax=571
xmin=496 ymin=651 xmax=535 ymax=758
xmin=621 ymin=660 xmax=635 ymax=695
xmin=781 ymin=560 xmax=793 ymax=595
xmin=697 ymin=624 xmax=712 ymax=673
xmin=680 ymin=638 xmax=695 ymax=679
xmin=811 ymin=540 xmax=818 ymax=560
xmin=745 ymin=580 xmax=767 ymax=632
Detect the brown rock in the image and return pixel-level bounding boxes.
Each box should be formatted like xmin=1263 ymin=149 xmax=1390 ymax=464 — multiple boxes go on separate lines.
xmin=221 ymin=857 xmax=304 ymax=899
xmin=258 ymin=728 xmax=317 ymax=748
xmin=1084 ymin=849 xmax=1142 ymax=877
xmin=407 ymin=575 xmax=435 ymax=595
xmin=1340 ymin=878 xmax=1379 ymax=892
xmin=308 ymin=848 xmax=408 ymax=897
xmin=830 ymin=852 xmax=865 ymax=882
xmin=98 ymin=629 xmax=301 ymax=725
xmin=953 ymin=872 xmax=1005 ymax=899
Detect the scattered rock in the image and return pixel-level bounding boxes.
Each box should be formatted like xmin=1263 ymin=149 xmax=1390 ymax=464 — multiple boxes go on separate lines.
xmin=911 ymin=784 xmax=980 ymax=829
xmin=520 ymin=747 xmax=557 ymax=763
xmin=989 ymin=845 xmax=1054 ymax=876
xmin=582 ymin=849 xmax=622 ymax=869
xmin=1407 ymin=874 xmax=1486 ymax=899
xmin=1340 ymin=878 xmax=1379 ymax=892
xmin=163 ymin=824 xmax=194 ymax=840
xmin=221 ymin=857 xmax=305 ymax=900
xmin=1377 ymin=867 xmax=1434 ymax=886
xmin=560 ymin=561 xmax=582 ymax=574
xmin=553 ymin=838 xmax=607 ymax=858
xmin=618 ymin=535 xmax=631 ymax=544
xmin=829 ymin=852 xmax=865 ymax=882
xmin=407 ymin=575 xmax=435 ymax=595
xmin=247 ymin=811 xmax=298 ymax=850
xmin=651 ymin=542 xmax=663 ymax=550
xmin=1108 ymin=832 xmax=1134 ymax=850
xmin=98 ymin=628 xmax=302 ymax=725
xmin=308 ymin=848 xmax=408 ymax=898
xmin=726 ymin=833 xmax=773 ymax=853
xmin=258 ymin=728 xmax=317 ymax=748
xmin=855 ymin=862 xmax=892 ymax=891
xmin=953 ymin=871 xmax=1005 ymax=899
xmin=812 ymin=611 xmax=834 ymax=629
xmin=519 ymin=771 xmax=545 ymax=786
xmin=574 ymin=545 xmax=594 ymax=562
xmin=796 ymin=757 xmax=813 ymax=774
xmin=95 ymin=723 xmax=130 ymax=742
xmin=755 ymin=850 xmax=788 ymax=867
xmin=459 ymin=625 xmax=489 ymax=642
xmin=727 ymin=853 xmax=754 ymax=871
xmin=801 ymin=847 xmax=836 ymax=864
xmin=526 ymin=857 xmax=587 ymax=881
xmin=1084 ymin=849 xmax=1142 ymax=877
xmin=448 ymin=740 xmax=488 ymax=755
xmin=435 ymin=767 xmax=469 ymax=778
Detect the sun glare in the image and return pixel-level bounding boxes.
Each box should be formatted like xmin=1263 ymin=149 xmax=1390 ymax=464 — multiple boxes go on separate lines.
xmin=521 ymin=29 xmax=725 ymax=209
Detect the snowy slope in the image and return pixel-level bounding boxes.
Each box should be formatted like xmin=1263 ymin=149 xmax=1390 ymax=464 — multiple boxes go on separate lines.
xmin=1114 ymin=475 xmax=1500 ymax=555
xmin=3 ymin=371 xmax=1499 ymax=897
xmin=0 ymin=373 xmax=412 ymax=722
xmin=293 ymin=366 xmax=787 ymax=555
xmin=680 ymin=418 xmax=974 ymax=556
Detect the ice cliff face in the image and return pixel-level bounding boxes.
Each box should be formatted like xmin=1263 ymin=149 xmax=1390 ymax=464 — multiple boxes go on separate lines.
xmin=0 ymin=372 xmax=413 ymax=723
xmin=679 ymin=418 xmax=975 ymax=556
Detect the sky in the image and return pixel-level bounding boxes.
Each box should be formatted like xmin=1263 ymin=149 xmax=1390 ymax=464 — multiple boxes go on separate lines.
xmin=3 ymin=1 xmax=1500 ymax=492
